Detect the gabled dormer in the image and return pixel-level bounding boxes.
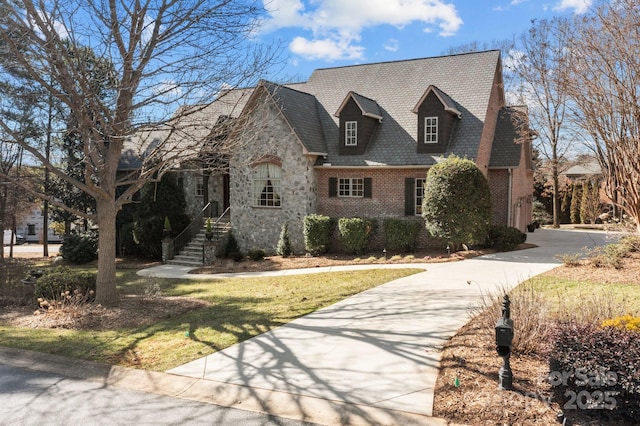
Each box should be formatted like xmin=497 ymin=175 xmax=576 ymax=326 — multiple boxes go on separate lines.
xmin=413 ymin=85 xmax=461 ymax=154
xmin=335 ymin=92 xmax=382 ymax=155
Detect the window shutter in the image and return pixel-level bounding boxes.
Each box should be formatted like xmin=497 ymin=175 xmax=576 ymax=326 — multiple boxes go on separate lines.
xmin=404 ymin=178 xmax=415 ymax=216
xmin=364 ymin=178 xmax=372 ymax=198
xmin=329 ymin=177 xmax=337 ymax=197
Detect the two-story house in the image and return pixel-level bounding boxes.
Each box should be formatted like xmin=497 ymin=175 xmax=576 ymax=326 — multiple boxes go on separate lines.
xmin=224 ymin=51 xmax=533 ymax=253
xmin=125 ymin=50 xmax=533 ymax=255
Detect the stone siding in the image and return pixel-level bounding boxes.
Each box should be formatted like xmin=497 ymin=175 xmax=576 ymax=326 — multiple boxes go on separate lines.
xmin=230 ymin=99 xmax=317 ymax=254
xmin=182 ymin=171 xmax=226 ymax=219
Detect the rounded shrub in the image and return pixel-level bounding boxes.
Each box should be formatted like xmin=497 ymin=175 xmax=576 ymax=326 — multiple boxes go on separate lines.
xmin=422 ymin=155 xmax=492 ymax=251
xmin=486 ymin=225 xmax=527 ymax=251
xmin=34 ymin=267 xmax=97 ymax=301
xmin=60 ymin=231 xmax=98 ymax=264
xmin=247 ymin=248 xmax=266 ymax=261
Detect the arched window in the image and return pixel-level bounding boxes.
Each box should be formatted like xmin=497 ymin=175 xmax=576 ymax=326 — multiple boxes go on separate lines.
xmin=253 ymin=163 xmax=282 ymax=207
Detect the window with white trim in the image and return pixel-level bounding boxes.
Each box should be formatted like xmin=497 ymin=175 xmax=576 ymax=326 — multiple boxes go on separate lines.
xmin=253 ymin=163 xmax=282 ymax=207
xmin=338 ymin=178 xmax=364 ymax=197
xmin=345 ymin=121 xmax=358 ymax=146
xmin=195 ymin=177 xmax=204 ymax=197
xmin=415 ymin=178 xmax=426 ymax=215
xmin=424 ymin=116 xmax=438 ymax=143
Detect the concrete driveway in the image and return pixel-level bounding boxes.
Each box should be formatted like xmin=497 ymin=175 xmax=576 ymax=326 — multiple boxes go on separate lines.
xmin=159 ymin=228 xmax=611 ymax=425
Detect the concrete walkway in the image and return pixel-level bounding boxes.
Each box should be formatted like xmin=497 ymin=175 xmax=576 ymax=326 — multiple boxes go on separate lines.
xmin=134 ymin=228 xmax=612 ymax=425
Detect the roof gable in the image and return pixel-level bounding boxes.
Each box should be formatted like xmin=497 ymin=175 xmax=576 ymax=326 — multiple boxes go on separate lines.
xmin=335 ymin=91 xmax=382 ymax=121
xmin=412 ymin=85 xmax=461 ymax=118
xmin=246 ymin=80 xmax=328 ymax=156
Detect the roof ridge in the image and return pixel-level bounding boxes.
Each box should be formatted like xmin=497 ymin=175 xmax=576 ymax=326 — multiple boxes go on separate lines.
xmin=310 ymin=50 xmax=500 ymax=74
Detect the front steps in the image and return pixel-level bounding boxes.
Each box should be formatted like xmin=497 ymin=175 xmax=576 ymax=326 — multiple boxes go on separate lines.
xmin=166 ymin=222 xmax=230 ymax=267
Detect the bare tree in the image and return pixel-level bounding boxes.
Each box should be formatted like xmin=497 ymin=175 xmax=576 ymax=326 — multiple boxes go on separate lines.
xmin=0 ymin=0 xmax=276 ymax=304
xmin=564 ymin=0 xmax=640 ymax=232
xmin=507 ymin=18 xmax=576 ymax=228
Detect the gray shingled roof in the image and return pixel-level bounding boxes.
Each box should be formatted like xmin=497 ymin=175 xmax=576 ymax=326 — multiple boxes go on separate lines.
xmin=262 ymin=81 xmax=327 ymax=155
xmin=123 ymin=51 xmax=522 ymax=171
xmin=121 ymin=88 xmax=253 ymax=169
xmin=336 ymin=92 xmax=383 ymax=120
xmin=413 ymin=85 xmax=461 ymax=118
xmin=287 ymin=50 xmax=501 ymax=167
xmin=490 ymin=107 xmax=525 ymax=168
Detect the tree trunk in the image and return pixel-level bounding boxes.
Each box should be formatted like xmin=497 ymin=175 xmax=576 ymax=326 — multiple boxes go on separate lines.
xmin=552 ymin=168 xmax=560 ymax=228
xmin=95 ymin=198 xmax=118 ymax=305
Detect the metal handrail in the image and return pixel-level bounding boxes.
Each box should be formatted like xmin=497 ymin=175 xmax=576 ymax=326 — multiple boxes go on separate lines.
xmin=213 ymin=206 xmax=231 ymax=240
xmin=171 ymin=202 xmax=211 ymax=258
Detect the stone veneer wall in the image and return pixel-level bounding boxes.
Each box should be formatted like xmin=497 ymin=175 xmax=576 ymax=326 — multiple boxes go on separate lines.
xmin=182 ymin=171 xmax=226 ymax=219
xmin=229 ymin=100 xmax=317 ymax=254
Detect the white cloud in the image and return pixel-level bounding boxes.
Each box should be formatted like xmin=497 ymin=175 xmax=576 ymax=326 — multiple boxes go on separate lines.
xmin=384 ymin=38 xmax=400 ymax=52
xmin=553 ymin=0 xmax=592 ymax=14
xmin=263 ymin=0 xmax=462 ymax=61
xmin=290 ymin=36 xmax=365 ymax=61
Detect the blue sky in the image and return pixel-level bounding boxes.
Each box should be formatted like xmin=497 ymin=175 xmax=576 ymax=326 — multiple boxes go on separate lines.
xmin=255 ymin=0 xmax=593 ymax=81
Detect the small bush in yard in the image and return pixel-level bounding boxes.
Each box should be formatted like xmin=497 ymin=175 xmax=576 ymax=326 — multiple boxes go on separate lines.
xmin=276 ymin=223 xmax=293 ymax=257
xmin=602 ymin=314 xmax=640 ymax=332
xmin=60 ymin=232 xmax=98 ymax=263
xmin=222 ymin=230 xmax=242 ymax=260
xmin=247 ymin=248 xmax=266 ymax=261
xmin=549 ymin=322 xmax=640 ymax=421
xmin=338 ymin=217 xmax=375 ymax=255
xmin=304 ymin=214 xmax=332 ymax=255
xmin=34 ymin=267 xmax=97 ymax=303
xmin=485 ymin=225 xmax=526 ymax=252
xmin=383 ymin=218 xmax=421 ymax=252
xmin=470 ymin=281 xmax=551 ymax=355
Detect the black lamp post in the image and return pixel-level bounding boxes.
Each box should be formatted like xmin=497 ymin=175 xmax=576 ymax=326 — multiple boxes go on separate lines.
xmin=495 ymin=294 xmax=514 ymax=390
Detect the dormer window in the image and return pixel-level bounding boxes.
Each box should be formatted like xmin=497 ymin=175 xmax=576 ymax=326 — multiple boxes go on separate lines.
xmin=424 ymin=117 xmax=438 ymax=144
xmin=335 ymin=92 xmax=381 ymax=155
xmin=345 ymin=121 xmax=358 ymax=146
xmin=413 ymin=85 xmax=461 ymax=154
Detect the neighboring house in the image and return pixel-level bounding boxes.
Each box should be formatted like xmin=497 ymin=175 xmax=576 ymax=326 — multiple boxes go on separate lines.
xmin=564 ymin=159 xmax=602 ymax=181
xmin=14 ymin=207 xmax=63 ymax=243
xmin=125 ymin=50 xmax=534 ymax=254
xmin=563 ymin=158 xmax=613 ymax=216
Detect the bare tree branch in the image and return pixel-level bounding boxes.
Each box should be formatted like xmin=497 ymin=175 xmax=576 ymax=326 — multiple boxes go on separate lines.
xmin=0 ymin=0 xmax=278 ymax=304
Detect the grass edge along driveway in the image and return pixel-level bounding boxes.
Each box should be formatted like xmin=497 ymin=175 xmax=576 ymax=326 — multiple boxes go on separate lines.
xmin=0 ymin=268 xmax=422 ymax=371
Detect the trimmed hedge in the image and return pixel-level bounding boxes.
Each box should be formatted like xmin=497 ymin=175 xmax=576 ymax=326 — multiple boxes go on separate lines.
xmin=549 ymin=322 xmax=640 ymax=421
xmin=34 ymin=267 xmax=97 ymax=301
xmin=383 ymin=218 xmax=421 ymax=252
xmin=486 ymin=225 xmax=526 ymax=252
xmin=422 ymin=155 xmax=492 ymax=250
xmin=304 ymin=214 xmax=333 ymax=255
xmin=338 ymin=217 xmax=374 ymax=255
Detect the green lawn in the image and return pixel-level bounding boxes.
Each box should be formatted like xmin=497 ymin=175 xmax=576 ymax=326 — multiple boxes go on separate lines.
xmin=0 ymin=268 xmax=422 ymax=371
xmin=527 ymin=275 xmax=640 ymax=319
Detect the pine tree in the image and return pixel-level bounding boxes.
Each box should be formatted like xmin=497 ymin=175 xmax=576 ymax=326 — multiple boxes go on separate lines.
xmin=277 ymin=223 xmax=293 ymax=257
